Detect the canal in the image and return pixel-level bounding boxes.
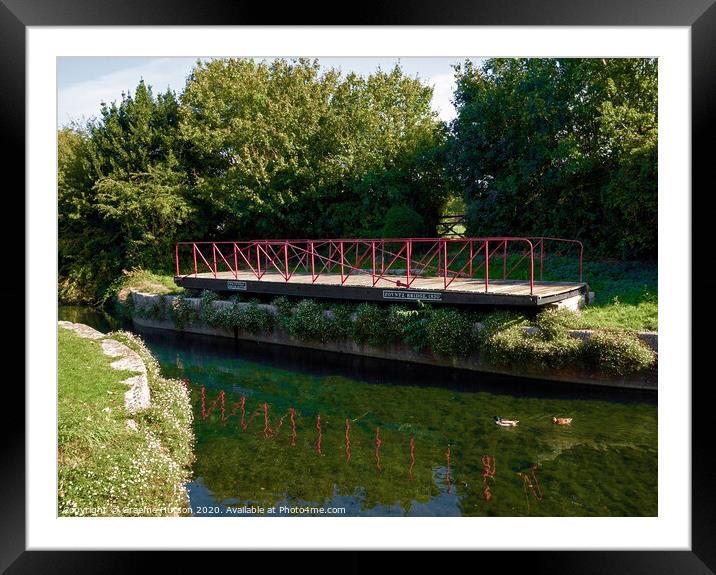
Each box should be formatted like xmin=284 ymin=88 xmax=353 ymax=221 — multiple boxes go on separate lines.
xmin=59 ymin=305 xmax=657 ymax=517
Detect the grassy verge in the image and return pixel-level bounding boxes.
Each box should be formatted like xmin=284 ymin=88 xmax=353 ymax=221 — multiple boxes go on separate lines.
xmin=574 ymin=260 xmax=657 ymax=331
xmin=109 ymin=268 xmax=184 ymax=299
xmin=58 ymin=327 xmax=194 ymax=516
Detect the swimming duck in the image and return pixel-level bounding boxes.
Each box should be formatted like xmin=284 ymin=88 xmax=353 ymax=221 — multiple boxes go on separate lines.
xmin=552 ymin=417 xmax=573 ymax=425
xmin=495 ymin=415 xmax=519 ymax=427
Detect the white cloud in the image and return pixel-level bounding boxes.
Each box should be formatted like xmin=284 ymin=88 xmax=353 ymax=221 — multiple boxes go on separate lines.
xmin=57 ymin=58 xmax=197 ymax=126
xmin=428 ymin=72 xmax=457 ymax=123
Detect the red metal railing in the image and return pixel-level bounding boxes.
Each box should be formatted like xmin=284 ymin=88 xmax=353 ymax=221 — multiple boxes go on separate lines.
xmin=175 ymin=237 xmax=584 ymax=295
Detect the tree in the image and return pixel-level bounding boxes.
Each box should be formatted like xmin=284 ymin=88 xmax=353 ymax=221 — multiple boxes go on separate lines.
xmin=179 ymin=58 xmax=448 ymax=239
xmin=449 ymin=58 xmax=657 ymax=258
xmin=59 ymin=82 xmax=190 ymax=302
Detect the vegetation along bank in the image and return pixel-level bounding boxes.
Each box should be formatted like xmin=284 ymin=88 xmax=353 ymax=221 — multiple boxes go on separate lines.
xmin=120 ymin=287 xmax=657 ymax=390
xmin=58 ymin=322 xmax=195 ymax=516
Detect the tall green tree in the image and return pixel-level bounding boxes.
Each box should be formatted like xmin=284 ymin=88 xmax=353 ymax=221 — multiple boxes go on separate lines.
xmin=179 ymin=58 xmax=447 ymax=239
xmin=59 ymin=82 xmax=191 ymax=302
xmin=449 ymin=58 xmax=657 ymax=258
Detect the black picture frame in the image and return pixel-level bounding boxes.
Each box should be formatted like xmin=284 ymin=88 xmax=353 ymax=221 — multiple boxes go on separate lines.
xmin=5 ymin=0 xmax=710 ymax=571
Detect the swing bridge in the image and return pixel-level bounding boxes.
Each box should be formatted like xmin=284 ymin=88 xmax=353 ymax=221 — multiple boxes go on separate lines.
xmin=173 ymin=236 xmax=587 ymax=307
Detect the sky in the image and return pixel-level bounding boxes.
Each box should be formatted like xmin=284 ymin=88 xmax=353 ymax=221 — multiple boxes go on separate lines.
xmin=57 ymin=57 xmax=475 ymax=127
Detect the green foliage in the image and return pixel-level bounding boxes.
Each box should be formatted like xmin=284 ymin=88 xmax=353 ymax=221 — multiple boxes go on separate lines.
xmin=125 ymin=289 xmax=656 ymax=375
xmin=330 ymin=304 xmax=355 ymax=339
xmin=533 ymin=308 xmax=579 ymax=340
xmin=229 ymin=300 xmax=276 ymax=334
xmin=450 ymin=58 xmax=657 ymax=259
xmin=381 ymin=205 xmax=425 ymax=238
xmin=352 ymin=304 xmax=387 ymax=346
xmin=272 ymin=296 xmax=294 ymax=324
xmin=425 ymin=308 xmax=477 ymax=358
xmin=582 ymin=330 xmax=656 ymax=376
xmin=480 ymin=325 xmax=584 ymax=370
xmin=169 ymin=295 xmax=196 ymax=330
xmin=58 ymin=82 xmax=189 ymax=303
xmin=479 ymin=313 xmax=655 ymax=375
xmin=477 ymin=310 xmax=529 ymax=338
xmin=179 ymin=58 xmax=446 ymax=239
xmin=199 ymin=290 xmax=220 ymax=326
xmin=283 ymin=299 xmax=335 ymax=343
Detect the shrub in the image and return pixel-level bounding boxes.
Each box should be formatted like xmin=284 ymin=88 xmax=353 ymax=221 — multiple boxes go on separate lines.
xmin=330 ymin=304 xmax=355 ymax=339
xmin=381 ymin=205 xmax=425 ymax=238
xmin=479 ymin=309 xmax=583 ymax=370
xmin=352 ymin=303 xmax=392 ymax=346
xmin=481 ymin=326 xmax=583 ymax=369
xmin=234 ymin=301 xmax=275 ymax=334
xmin=169 ymin=295 xmax=196 ymax=330
xmin=199 ymin=290 xmax=220 ymax=326
xmin=286 ymin=299 xmax=334 ymax=343
xmin=477 ymin=311 xmax=528 ymax=340
xmin=533 ymin=308 xmax=580 ymax=340
xmin=583 ymin=330 xmax=656 ymax=376
xmin=425 ymin=308 xmax=477 ymax=358
xmin=353 ymin=303 xmax=408 ymax=347
xmin=399 ymin=308 xmax=429 ymax=352
xmin=272 ymin=296 xmax=294 ymax=329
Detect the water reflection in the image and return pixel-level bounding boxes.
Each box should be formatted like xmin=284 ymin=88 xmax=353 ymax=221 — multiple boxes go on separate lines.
xmin=186 ymin=377 xmax=656 ymax=516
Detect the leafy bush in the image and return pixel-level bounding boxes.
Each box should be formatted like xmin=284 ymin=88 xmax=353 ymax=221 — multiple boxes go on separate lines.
xmin=169 ymin=295 xmax=196 ymax=330
xmin=234 ymin=301 xmax=275 ymax=334
xmin=425 ymin=308 xmax=477 ymax=358
xmin=533 ymin=308 xmax=580 ymax=340
xmin=397 ymin=308 xmax=429 ymax=352
xmin=352 ymin=304 xmax=384 ymax=346
xmin=481 ymin=326 xmax=583 ymax=370
xmin=284 ymin=299 xmax=335 ymax=343
xmin=351 ymin=303 xmax=406 ymax=347
xmin=477 ymin=310 xmax=528 ymax=340
xmin=381 ymin=205 xmax=425 ymax=238
xmin=582 ymin=330 xmax=656 ymax=376
xmin=199 ymin=290 xmax=220 ymax=326
xmin=272 ymin=296 xmax=294 ymax=328
xmin=330 ymin=304 xmax=355 ymax=339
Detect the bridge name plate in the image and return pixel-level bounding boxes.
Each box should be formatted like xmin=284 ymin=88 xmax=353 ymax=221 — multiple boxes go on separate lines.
xmin=227 ymin=280 xmax=248 ymax=291
xmin=382 ymin=290 xmax=442 ymax=302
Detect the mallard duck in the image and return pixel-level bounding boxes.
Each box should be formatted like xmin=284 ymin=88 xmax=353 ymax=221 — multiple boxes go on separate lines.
xmin=495 ymin=415 xmax=519 ymax=427
xmin=552 ymin=416 xmax=573 ymax=425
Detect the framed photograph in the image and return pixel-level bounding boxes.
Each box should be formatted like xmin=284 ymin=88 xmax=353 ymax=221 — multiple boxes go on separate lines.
xmin=7 ymin=0 xmax=711 ymax=571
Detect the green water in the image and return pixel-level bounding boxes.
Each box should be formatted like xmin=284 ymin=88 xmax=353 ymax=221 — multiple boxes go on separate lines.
xmin=59 ymin=306 xmax=657 ymax=517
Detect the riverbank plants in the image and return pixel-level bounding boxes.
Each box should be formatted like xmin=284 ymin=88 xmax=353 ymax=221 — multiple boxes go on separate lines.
xmin=126 ymin=291 xmax=656 ymax=377
xmin=58 ymin=327 xmax=194 ymax=517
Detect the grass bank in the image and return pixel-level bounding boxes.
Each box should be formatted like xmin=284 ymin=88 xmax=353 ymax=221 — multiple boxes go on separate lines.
xmin=58 ymin=327 xmax=194 ymax=516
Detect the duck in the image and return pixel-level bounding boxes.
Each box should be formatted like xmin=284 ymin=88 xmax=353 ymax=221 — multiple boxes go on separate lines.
xmin=552 ymin=416 xmax=573 ymax=425
xmin=494 ymin=415 xmax=519 ymax=427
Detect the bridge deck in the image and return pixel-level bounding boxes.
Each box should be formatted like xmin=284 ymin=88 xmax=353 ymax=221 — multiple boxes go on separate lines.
xmin=175 ymin=271 xmax=587 ymax=306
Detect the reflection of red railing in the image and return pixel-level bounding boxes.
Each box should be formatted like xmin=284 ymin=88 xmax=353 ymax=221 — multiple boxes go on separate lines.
xmin=197 ymin=388 xmax=550 ymax=507
xmin=176 ymin=237 xmax=584 ymax=295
